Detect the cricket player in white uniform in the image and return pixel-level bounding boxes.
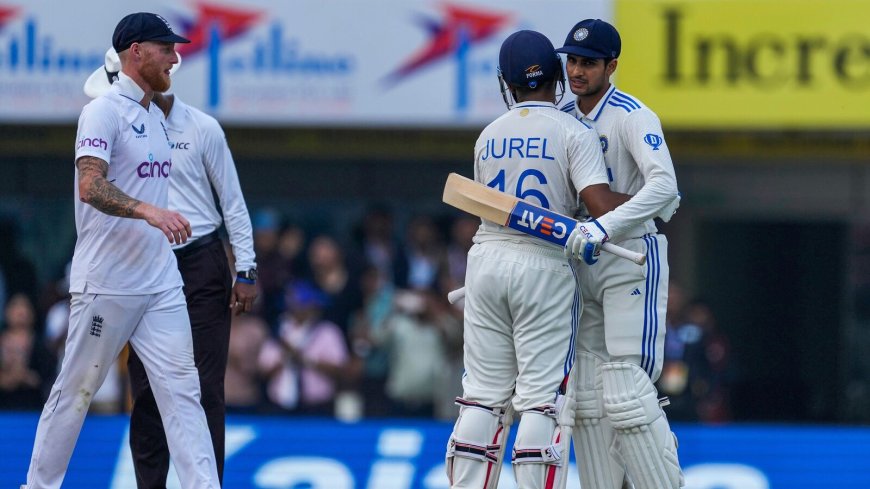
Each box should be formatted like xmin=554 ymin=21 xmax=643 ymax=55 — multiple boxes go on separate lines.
xmin=85 ymin=48 xmax=258 ymax=487
xmin=557 ymin=19 xmax=684 ymax=489
xmin=445 ymin=30 xmax=636 ymax=489
xmin=21 ymin=13 xmax=220 ymax=489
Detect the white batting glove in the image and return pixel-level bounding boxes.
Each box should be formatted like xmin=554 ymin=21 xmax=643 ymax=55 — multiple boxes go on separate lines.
xmin=555 ymin=390 xmax=577 ymax=429
xmin=657 ymin=192 xmax=681 ymax=222
xmin=565 ymin=219 xmax=609 ymax=265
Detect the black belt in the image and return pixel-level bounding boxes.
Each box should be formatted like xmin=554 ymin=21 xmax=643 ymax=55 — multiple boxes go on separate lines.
xmin=174 ymin=230 xmax=220 ymax=259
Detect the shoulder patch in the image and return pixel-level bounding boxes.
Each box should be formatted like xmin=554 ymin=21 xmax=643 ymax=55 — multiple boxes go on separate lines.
xmin=643 ymin=133 xmax=664 ymax=150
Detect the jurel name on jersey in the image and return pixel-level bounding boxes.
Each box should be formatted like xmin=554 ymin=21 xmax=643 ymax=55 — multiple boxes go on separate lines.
xmin=481 ymin=137 xmax=555 ymax=161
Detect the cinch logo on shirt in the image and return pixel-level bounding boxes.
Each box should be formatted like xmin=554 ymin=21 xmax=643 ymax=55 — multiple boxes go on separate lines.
xmin=482 ymin=137 xmax=555 ymax=161
xmin=77 ymin=137 xmax=108 ymax=151
xmin=137 ymin=160 xmax=172 ymax=178
xmin=170 ymin=141 xmax=191 ymax=150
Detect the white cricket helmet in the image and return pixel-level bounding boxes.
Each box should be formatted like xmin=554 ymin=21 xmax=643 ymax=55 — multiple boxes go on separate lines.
xmin=83 ymin=47 xmax=182 ymax=99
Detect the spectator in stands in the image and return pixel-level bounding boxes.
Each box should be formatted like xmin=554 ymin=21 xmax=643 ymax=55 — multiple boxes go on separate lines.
xmin=350 ymin=204 xmax=408 ymax=289
xmin=375 ymin=288 xmax=461 ymax=417
xmin=0 ymin=217 xmax=39 ymax=309
xmin=659 ymin=281 xmax=708 ymax=420
xmin=259 ymin=281 xmax=350 ymax=415
xmin=659 ymin=281 xmax=734 ymax=423
xmin=225 ymin=314 xmax=270 ymax=413
xmin=0 ymin=293 xmax=55 ymax=410
xmin=686 ymin=299 xmax=733 ymax=423
xmin=403 ymin=215 xmax=446 ymax=291
xmin=306 ymin=235 xmax=362 ymax=338
xmin=443 ymin=214 xmax=478 ymax=294
xmin=348 ymin=264 xmax=397 ymax=417
xmin=433 ymin=269 xmax=465 ymax=420
xmin=252 ymin=208 xmax=293 ymax=330
xmin=277 ymin=221 xmax=310 ymax=281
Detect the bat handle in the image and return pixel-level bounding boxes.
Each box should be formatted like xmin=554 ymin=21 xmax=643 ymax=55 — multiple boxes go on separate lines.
xmin=602 ymin=242 xmax=647 ymax=266
xmin=447 ymin=287 xmax=466 ymax=304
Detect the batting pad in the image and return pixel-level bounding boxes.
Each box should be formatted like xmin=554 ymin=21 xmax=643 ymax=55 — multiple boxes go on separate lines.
xmin=602 ymin=362 xmax=684 ymax=489
xmin=446 ymin=399 xmax=512 ymax=489
xmin=512 ymin=408 xmax=569 ymax=489
xmin=572 ymin=353 xmax=626 ymax=489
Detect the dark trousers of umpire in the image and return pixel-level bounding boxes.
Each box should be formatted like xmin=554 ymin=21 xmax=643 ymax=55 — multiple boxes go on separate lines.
xmin=128 ymin=232 xmax=233 ymax=488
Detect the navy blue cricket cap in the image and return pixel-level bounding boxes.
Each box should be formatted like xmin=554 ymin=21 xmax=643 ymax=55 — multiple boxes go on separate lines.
xmin=555 ymin=19 xmax=621 ymax=59
xmin=498 ymin=30 xmax=560 ymax=89
xmin=112 ymin=12 xmax=190 ymax=53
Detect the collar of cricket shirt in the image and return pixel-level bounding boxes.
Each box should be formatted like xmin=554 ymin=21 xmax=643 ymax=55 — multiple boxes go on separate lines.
xmin=114 ymin=71 xmax=149 ymax=108
xmin=585 ymin=83 xmax=618 ymax=122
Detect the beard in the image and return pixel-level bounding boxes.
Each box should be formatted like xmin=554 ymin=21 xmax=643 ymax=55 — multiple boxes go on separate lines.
xmin=141 ymin=64 xmax=171 ymax=93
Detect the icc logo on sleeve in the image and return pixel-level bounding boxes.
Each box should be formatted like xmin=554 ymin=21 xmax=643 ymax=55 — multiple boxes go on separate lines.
xmin=643 ymin=133 xmax=663 ymax=150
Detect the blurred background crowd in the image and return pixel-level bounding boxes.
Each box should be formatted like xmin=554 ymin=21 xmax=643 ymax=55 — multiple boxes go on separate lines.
xmin=0 ymin=208 xmax=734 ymax=424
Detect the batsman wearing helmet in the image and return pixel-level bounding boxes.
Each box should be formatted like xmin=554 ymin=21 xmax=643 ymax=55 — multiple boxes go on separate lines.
xmin=557 ymin=19 xmax=684 ymax=489
xmin=445 ymin=29 xmax=636 ymax=489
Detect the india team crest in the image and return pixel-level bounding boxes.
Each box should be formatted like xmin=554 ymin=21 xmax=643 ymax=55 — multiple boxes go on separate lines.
xmin=599 ymin=135 xmax=609 ymax=153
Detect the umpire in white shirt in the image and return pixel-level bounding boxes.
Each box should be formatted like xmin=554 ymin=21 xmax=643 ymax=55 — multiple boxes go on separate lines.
xmin=84 ymin=40 xmax=258 ymax=488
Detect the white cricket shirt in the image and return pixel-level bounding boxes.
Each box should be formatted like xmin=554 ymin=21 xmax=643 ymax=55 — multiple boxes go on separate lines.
xmin=165 ymin=97 xmax=256 ymax=272
xmin=473 ymin=101 xmax=609 ymax=248
xmin=561 ymin=85 xmax=679 ymax=240
xmin=70 ymin=72 xmax=183 ymax=294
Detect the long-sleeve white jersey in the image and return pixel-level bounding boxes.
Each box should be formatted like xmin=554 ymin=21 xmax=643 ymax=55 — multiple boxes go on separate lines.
xmin=165 ymin=97 xmax=256 ymax=272
xmin=561 ymin=84 xmax=679 ymax=240
xmin=473 ymin=101 xmax=610 ymax=249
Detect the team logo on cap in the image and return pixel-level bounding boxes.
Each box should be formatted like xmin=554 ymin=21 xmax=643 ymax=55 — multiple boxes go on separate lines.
xmin=573 ymin=28 xmax=589 ymax=42
xmin=525 ymin=64 xmax=544 ymax=79
xmin=155 ymin=13 xmax=173 ymax=30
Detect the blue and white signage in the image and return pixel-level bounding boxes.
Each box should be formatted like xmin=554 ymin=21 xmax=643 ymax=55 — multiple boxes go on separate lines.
xmin=1 ymin=414 xmax=869 ymax=488
xmin=0 ymin=0 xmax=610 ymax=126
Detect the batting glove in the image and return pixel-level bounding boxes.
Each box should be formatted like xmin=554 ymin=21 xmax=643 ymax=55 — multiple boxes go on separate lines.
xmin=565 ymin=219 xmax=609 ymax=265
xmin=555 ymin=389 xmax=577 ymax=429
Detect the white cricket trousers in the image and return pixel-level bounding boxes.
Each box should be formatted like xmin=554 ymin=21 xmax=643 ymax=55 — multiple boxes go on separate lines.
xmin=24 ymin=287 xmax=220 ymax=489
xmin=462 ymin=241 xmax=579 ymax=411
xmin=576 ymin=234 xmax=669 ymax=380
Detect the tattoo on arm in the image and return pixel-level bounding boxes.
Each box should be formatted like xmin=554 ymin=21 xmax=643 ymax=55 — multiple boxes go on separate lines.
xmin=76 ymin=156 xmax=142 ymax=217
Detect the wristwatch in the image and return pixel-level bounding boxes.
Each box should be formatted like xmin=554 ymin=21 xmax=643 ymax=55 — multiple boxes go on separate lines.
xmin=237 ymin=268 xmax=258 ymax=282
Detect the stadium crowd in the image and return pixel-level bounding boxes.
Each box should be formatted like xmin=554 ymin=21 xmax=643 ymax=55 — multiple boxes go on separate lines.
xmin=0 ymin=208 xmax=732 ymax=422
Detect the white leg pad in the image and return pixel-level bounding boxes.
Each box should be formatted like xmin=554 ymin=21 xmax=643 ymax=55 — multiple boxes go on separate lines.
xmin=572 ymin=353 xmax=626 ymax=489
xmin=446 ymin=398 xmax=513 ymax=489
xmin=602 ymin=362 xmax=684 ymax=489
xmin=512 ymin=408 xmax=569 ymax=489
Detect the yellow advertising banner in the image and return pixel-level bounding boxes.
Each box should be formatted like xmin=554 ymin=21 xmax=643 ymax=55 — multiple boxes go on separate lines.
xmin=615 ymin=0 xmax=870 ymax=128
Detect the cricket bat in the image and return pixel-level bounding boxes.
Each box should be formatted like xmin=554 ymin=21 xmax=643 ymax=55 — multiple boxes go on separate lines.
xmin=442 ymin=173 xmax=646 ymax=266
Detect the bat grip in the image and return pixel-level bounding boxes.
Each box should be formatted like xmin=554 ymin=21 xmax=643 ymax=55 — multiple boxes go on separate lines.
xmin=447 ymin=287 xmax=466 ymax=304
xmin=602 ymin=242 xmax=647 ymax=266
